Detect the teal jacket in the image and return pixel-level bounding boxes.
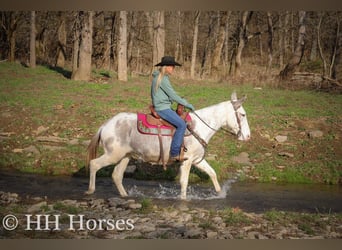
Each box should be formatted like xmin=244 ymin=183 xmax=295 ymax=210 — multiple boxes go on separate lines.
xmin=151 ymin=71 xmax=193 ymax=111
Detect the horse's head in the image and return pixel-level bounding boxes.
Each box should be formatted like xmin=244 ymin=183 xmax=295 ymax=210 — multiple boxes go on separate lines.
xmin=228 ymin=92 xmax=251 ymax=141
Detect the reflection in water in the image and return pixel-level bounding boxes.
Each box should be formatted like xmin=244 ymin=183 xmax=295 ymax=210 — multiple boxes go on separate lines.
xmin=0 ymin=170 xmax=341 ymax=213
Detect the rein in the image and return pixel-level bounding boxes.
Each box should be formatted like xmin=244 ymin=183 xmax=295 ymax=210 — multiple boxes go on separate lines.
xmin=193 ymin=106 xmax=242 ymax=136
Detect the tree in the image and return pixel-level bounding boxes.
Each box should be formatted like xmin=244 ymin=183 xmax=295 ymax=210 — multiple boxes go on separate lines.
xmin=56 ymin=11 xmax=66 ymax=68
xmin=317 ymin=12 xmax=342 ymax=83
xmin=190 ymin=11 xmax=200 ymax=79
xmin=278 ymin=12 xmax=285 ymax=69
xmin=71 ymin=11 xmax=94 ymax=81
xmin=211 ymin=11 xmax=228 ymax=77
xmin=200 ymin=13 xmax=215 ymax=77
xmin=152 ymin=11 xmax=165 ymax=66
xmin=331 ymin=14 xmax=341 ymax=81
xmin=1 ymin=12 xmax=21 ymax=62
xmin=234 ymin=11 xmax=253 ymax=77
xmin=29 ymin=11 xmax=36 ymax=68
xmin=266 ymin=12 xmax=273 ymax=73
xmin=280 ymin=11 xmax=306 ymax=81
xmin=118 ymin=11 xmax=128 ymax=82
xmin=127 ymin=11 xmax=137 ymax=71
xmin=174 ymin=11 xmax=183 ymax=61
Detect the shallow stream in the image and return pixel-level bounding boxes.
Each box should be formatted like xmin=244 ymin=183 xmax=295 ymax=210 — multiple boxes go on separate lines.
xmin=1 ymin=170 xmax=341 ymax=213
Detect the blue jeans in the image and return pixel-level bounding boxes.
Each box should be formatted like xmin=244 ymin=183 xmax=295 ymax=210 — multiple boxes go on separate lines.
xmin=157 ymin=109 xmax=187 ymax=157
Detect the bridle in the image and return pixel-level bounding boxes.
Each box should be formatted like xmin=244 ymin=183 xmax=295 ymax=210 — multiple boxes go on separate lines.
xmin=192 ymin=103 xmax=243 ymax=137
xmin=187 ymin=103 xmax=243 ymax=164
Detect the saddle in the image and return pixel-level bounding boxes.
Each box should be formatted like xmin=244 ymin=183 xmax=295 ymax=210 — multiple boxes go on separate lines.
xmin=137 ymin=104 xmax=192 ymax=169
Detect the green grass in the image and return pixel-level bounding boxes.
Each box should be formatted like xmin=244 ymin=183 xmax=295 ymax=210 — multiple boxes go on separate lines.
xmin=0 ymin=62 xmax=341 ymax=184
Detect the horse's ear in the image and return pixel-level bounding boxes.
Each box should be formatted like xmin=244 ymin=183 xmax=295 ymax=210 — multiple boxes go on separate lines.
xmin=232 ymin=95 xmax=247 ymax=110
xmin=231 ymin=92 xmax=238 ymax=101
xmin=240 ymin=95 xmax=247 ymax=103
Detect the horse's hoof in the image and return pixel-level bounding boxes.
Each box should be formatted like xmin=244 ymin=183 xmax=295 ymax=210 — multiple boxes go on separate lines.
xmin=85 ymin=190 xmax=94 ymax=195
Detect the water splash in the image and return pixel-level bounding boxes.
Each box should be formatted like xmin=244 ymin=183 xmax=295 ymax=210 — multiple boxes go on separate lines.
xmin=126 ymin=179 xmax=235 ymax=200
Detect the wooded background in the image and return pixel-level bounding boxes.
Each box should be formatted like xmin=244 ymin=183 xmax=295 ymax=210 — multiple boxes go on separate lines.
xmin=0 ymin=11 xmax=341 ymax=88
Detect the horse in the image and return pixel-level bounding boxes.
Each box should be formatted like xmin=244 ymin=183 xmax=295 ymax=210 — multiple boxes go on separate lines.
xmin=85 ymin=92 xmax=250 ymax=200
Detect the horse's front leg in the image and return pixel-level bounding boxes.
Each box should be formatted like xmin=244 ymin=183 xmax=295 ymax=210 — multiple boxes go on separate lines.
xmin=194 ymin=159 xmax=221 ymax=193
xmin=179 ymin=160 xmax=192 ymax=200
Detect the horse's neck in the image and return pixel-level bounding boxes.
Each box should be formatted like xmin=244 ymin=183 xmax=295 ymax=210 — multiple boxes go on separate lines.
xmin=192 ymin=101 xmax=232 ymax=141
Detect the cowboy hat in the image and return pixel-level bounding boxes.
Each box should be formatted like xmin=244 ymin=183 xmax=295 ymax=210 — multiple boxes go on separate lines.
xmin=155 ymin=56 xmax=182 ymax=67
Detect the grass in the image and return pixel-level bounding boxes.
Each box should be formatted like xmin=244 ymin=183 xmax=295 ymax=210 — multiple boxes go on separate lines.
xmin=220 ymin=207 xmax=251 ymax=225
xmin=0 ymin=62 xmax=341 ymax=185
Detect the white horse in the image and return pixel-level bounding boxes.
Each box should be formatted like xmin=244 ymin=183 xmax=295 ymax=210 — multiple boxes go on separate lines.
xmin=85 ymin=92 xmax=250 ymax=200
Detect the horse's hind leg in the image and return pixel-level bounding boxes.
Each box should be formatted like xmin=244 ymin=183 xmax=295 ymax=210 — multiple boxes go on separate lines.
xmin=112 ymin=157 xmax=130 ymax=197
xmin=85 ymin=154 xmax=116 ymax=195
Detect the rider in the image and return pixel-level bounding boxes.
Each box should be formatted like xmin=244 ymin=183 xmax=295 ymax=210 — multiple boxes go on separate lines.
xmin=151 ymin=56 xmax=195 ymax=162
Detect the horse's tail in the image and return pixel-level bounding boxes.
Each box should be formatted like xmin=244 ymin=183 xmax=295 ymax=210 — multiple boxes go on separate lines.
xmin=86 ymin=126 xmax=102 ymax=174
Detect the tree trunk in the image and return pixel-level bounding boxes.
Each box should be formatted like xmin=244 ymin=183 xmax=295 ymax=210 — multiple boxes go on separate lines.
xmin=174 ymin=11 xmax=182 ymax=61
xmin=102 ymin=12 xmax=113 ymax=71
xmin=127 ymin=12 xmax=137 ymax=71
xmin=256 ymin=14 xmax=263 ymax=60
xmin=118 ymin=11 xmax=128 ymax=82
xmin=234 ymin=11 xmax=252 ymax=77
xmin=279 ymin=11 xmax=306 ymax=81
xmin=56 ymin=11 xmax=66 ymax=68
xmin=317 ymin=12 xmax=328 ymax=77
xmin=284 ymin=11 xmax=290 ymax=60
xmin=223 ymin=11 xmax=231 ymax=78
xmin=152 ymin=11 xmax=165 ymax=66
xmin=310 ymin=34 xmax=318 ymax=61
xmin=71 ymin=11 xmax=94 ymax=81
xmin=278 ymin=12 xmax=284 ymax=69
xmin=211 ymin=11 xmax=228 ymax=77
xmin=266 ymin=12 xmax=273 ymax=73
xmin=332 ymin=16 xmax=341 ymax=80
xmin=190 ymin=11 xmax=200 ymax=79
xmin=291 ymin=12 xmax=295 ymax=53
xmin=4 ymin=12 xmax=20 ymax=62
xmin=29 ymin=11 xmax=36 ymax=68
xmin=72 ymin=13 xmax=80 ymax=76
xmin=201 ymin=14 xmax=215 ymax=77
xmin=329 ymin=14 xmax=340 ymax=79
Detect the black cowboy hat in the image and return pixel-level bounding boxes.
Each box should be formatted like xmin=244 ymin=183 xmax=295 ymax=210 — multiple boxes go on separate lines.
xmin=155 ymin=56 xmax=182 ymax=67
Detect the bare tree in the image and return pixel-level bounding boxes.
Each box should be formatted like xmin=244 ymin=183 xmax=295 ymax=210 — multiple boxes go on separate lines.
xmin=71 ymin=11 xmax=94 ymax=81
xmin=280 ymin=11 xmax=306 ymax=81
xmin=118 ymin=11 xmax=128 ymax=82
xmin=266 ymin=12 xmax=273 ymax=73
xmin=174 ymin=11 xmax=183 ymax=61
xmin=318 ymin=12 xmax=342 ymax=83
xmin=29 ymin=11 xmax=36 ymax=68
xmin=56 ymin=11 xmax=66 ymax=68
xmin=127 ymin=12 xmax=137 ymax=71
xmin=201 ymin=13 xmax=215 ymax=77
xmin=211 ymin=11 xmax=228 ymax=77
xmin=152 ymin=11 xmax=165 ymax=66
xmin=278 ymin=12 xmax=285 ymax=69
xmin=190 ymin=11 xmax=200 ymax=79
xmin=1 ymin=12 xmax=21 ymax=62
xmin=234 ymin=11 xmax=253 ymax=77
xmin=331 ymin=14 xmax=341 ymax=81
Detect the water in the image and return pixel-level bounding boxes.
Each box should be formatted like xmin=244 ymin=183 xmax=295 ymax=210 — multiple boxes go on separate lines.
xmin=0 ymin=169 xmax=341 ymax=213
